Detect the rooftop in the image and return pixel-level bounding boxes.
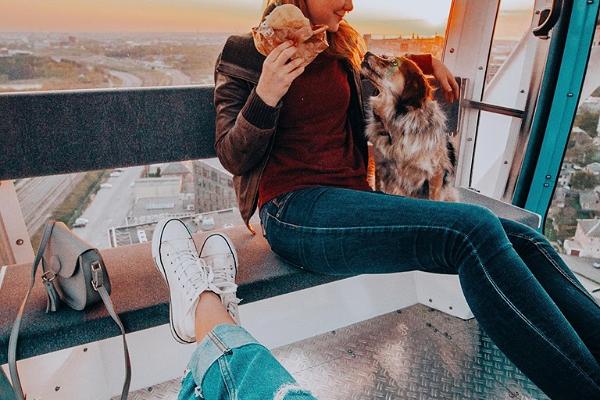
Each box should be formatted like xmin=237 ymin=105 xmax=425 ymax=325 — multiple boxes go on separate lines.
xmin=111 ymin=207 xmax=257 ymax=247
xmin=578 ymin=218 xmax=600 ymax=237
xmin=197 ymin=157 xmax=232 ymax=177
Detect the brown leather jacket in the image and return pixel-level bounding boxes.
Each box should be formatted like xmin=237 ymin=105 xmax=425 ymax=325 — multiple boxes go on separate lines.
xmin=214 ymin=34 xmax=370 ymax=234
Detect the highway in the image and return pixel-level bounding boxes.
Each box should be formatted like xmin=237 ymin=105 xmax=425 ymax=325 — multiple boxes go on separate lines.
xmin=16 ymin=173 xmax=85 ymax=236
xmin=75 ymin=166 xmax=144 ymax=248
xmin=61 ymin=55 xmax=192 ymax=87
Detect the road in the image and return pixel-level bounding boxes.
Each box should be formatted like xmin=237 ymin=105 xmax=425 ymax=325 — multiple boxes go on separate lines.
xmin=106 ymin=69 xmax=143 ymax=87
xmin=61 ymin=54 xmax=192 ymax=87
xmin=74 ymin=166 xmax=143 ymax=248
xmin=16 ymin=173 xmax=85 ymax=236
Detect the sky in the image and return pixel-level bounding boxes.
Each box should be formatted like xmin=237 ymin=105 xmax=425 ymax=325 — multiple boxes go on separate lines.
xmin=0 ymin=0 xmax=534 ymax=36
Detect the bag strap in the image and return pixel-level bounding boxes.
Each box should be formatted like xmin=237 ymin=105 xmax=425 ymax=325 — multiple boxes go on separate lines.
xmin=91 ymin=260 xmax=131 ymax=400
xmin=8 ymin=220 xmax=55 ymax=400
xmin=8 ymin=223 xmax=131 ymax=399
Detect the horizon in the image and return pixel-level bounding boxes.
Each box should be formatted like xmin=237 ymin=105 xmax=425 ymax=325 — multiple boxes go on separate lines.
xmin=0 ymin=0 xmax=533 ymax=38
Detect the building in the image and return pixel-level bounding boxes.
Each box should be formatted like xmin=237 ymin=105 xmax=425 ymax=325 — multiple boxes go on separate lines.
xmin=133 ymin=176 xmax=182 ymax=198
xmin=579 ymin=187 xmax=600 ymax=212
xmin=564 ymin=218 xmax=600 ymax=258
xmin=127 ymin=195 xmax=195 ymax=225
xmin=570 ymin=127 xmax=593 ymax=147
xmin=558 ymin=164 xmax=576 ymax=187
xmin=109 ymin=207 xmax=257 ymax=247
xmin=161 ymin=161 xmax=194 ymax=194
xmin=193 ymin=158 xmax=236 ymax=213
xmin=581 ymin=96 xmax=600 ymax=113
xmin=363 ymin=34 xmax=445 ymax=59
xmin=127 ymin=175 xmax=195 ymax=224
xmin=584 ymin=162 xmax=600 ymax=175
xmin=551 ymin=187 xmax=570 ymax=208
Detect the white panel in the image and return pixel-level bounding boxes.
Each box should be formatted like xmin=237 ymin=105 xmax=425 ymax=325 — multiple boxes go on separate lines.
xmin=443 ymin=0 xmax=501 ymax=188
xmin=4 ymin=272 xmax=478 ymax=398
xmin=415 ymin=272 xmax=474 ymax=320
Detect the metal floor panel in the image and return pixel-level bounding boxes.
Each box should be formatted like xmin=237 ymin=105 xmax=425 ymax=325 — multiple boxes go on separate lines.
xmin=122 ymin=305 xmax=548 ymax=400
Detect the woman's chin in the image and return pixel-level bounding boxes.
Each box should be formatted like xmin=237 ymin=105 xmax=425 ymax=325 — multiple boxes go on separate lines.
xmin=327 ymin=23 xmax=340 ymax=33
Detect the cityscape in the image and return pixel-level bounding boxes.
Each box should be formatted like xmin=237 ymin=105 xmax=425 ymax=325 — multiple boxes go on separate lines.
xmin=1 ymin=25 xmax=599 ymax=269
xmin=0 ymin=30 xmax=463 ymax=250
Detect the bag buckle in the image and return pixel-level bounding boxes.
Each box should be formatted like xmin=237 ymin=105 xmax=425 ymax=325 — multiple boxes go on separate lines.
xmin=41 ymin=270 xmax=56 ymax=283
xmin=91 ymin=261 xmax=104 ymax=291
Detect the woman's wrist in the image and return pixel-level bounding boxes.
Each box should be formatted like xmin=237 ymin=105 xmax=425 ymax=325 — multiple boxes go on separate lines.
xmin=256 ymin=86 xmax=280 ymax=107
xmin=242 ymin=89 xmax=281 ymax=129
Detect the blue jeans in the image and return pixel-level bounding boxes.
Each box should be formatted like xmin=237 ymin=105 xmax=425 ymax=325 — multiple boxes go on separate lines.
xmin=179 ymin=324 xmax=316 ymax=399
xmin=259 ymin=186 xmax=600 ymax=399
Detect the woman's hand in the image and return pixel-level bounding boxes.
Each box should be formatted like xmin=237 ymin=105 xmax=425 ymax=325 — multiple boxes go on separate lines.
xmin=431 ymin=57 xmax=460 ymax=103
xmin=256 ymin=41 xmax=308 ymax=107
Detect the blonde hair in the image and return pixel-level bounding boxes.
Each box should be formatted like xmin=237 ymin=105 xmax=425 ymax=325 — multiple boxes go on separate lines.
xmin=261 ymin=0 xmax=366 ymax=71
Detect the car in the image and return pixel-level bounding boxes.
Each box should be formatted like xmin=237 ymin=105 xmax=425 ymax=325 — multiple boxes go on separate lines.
xmin=110 ymin=172 xmax=121 ymax=177
xmin=100 ymin=183 xmax=113 ymax=189
xmin=593 ymin=262 xmax=600 ymax=269
xmin=72 ymin=217 xmax=89 ymax=228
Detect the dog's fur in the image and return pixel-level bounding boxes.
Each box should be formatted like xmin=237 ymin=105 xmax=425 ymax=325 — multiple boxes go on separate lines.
xmin=361 ymin=52 xmax=458 ymax=201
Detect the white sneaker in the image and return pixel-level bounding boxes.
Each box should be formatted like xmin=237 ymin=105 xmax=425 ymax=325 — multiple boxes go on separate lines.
xmin=152 ymin=218 xmax=222 ymax=344
xmin=199 ymin=233 xmax=241 ymax=324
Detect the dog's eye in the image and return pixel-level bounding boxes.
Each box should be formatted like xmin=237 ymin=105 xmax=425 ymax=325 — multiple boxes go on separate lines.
xmin=391 ymin=59 xmax=398 ymax=67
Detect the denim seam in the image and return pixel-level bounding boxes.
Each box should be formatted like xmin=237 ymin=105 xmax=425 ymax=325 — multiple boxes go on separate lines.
xmin=508 ymin=232 xmax=600 ymax=308
xmin=468 ymin=241 xmax=600 ymax=391
xmin=266 ymin=212 xmax=600 ymax=390
xmin=274 ymin=191 xmax=297 ymax=219
xmin=218 ymin=356 xmax=237 ymax=400
xmin=208 ymin=330 xmax=233 ymax=354
xmin=266 ymin=211 xmax=474 ymax=234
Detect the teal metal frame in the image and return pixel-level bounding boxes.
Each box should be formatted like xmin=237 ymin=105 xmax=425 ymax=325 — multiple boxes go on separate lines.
xmin=513 ymin=1 xmax=572 ymax=209
xmin=523 ymin=0 xmax=600 ymax=232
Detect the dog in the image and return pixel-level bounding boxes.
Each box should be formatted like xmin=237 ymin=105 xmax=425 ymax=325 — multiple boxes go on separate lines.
xmin=360 ymin=51 xmax=458 ymax=201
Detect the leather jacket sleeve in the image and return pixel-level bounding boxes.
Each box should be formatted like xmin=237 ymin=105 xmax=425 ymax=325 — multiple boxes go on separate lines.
xmin=214 ymin=66 xmax=282 ymax=176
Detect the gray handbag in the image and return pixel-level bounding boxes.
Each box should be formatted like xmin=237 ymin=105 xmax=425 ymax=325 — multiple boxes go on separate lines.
xmin=7 ymin=220 xmax=131 ymax=400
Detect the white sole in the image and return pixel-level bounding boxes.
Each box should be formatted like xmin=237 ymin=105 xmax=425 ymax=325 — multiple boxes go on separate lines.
xmin=151 ymin=218 xmax=196 ymax=344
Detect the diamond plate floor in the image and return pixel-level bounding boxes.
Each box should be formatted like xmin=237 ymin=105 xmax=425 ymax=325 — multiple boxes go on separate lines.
xmin=122 ymin=305 xmax=549 ymax=400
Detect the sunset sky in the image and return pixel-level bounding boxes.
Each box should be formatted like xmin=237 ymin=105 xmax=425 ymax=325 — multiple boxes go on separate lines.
xmin=1 ymin=0 xmax=533 ymax=37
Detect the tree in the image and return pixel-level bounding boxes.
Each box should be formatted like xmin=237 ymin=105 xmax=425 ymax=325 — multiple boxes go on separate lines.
xmin=574 ymin=111 xmax=599 ymax=137
xmin=570 ymin=171 xmax=600 ymax=190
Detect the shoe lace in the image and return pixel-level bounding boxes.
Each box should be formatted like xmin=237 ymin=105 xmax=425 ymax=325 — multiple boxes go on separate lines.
xmin=173 ymin=249 xmax=219 ymax=299
xmin=210 ymin=262 xmax=237 ymax=294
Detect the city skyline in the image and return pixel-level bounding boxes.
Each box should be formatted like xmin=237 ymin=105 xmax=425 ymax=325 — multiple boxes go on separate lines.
xmin=1 ymin=0 xmax=533 ymax=37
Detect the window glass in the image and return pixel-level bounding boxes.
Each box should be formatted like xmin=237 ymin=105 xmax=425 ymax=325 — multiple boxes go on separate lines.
xmin=5 ymin=1 xmax=454 ymax=251
xmin=469 ymin=0 xmax=545 ymax=199
xmin=1 ymin=1 xmax=451 ymax=93
xmin=484 ymin=0 xmax=536 ymax=106
xmin=545 ymin=22 xmax=600 ymax=278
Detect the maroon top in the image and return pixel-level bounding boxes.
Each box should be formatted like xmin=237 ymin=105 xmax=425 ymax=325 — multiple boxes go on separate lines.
xmin=258 ymin=52 xmax=372 ymax=209
xmin=257 ymin=52 xmax=434 ymax=209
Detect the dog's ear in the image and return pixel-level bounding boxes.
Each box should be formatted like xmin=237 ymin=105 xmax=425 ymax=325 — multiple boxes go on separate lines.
xmin=396 ymin=60 xmax=432 ymax=115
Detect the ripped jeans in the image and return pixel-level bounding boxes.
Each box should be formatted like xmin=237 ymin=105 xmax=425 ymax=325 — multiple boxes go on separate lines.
xmin=179 ymin=324 xmax=316 ymax=400
xmin=259 ymin=186 xmax=600 ymax=400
